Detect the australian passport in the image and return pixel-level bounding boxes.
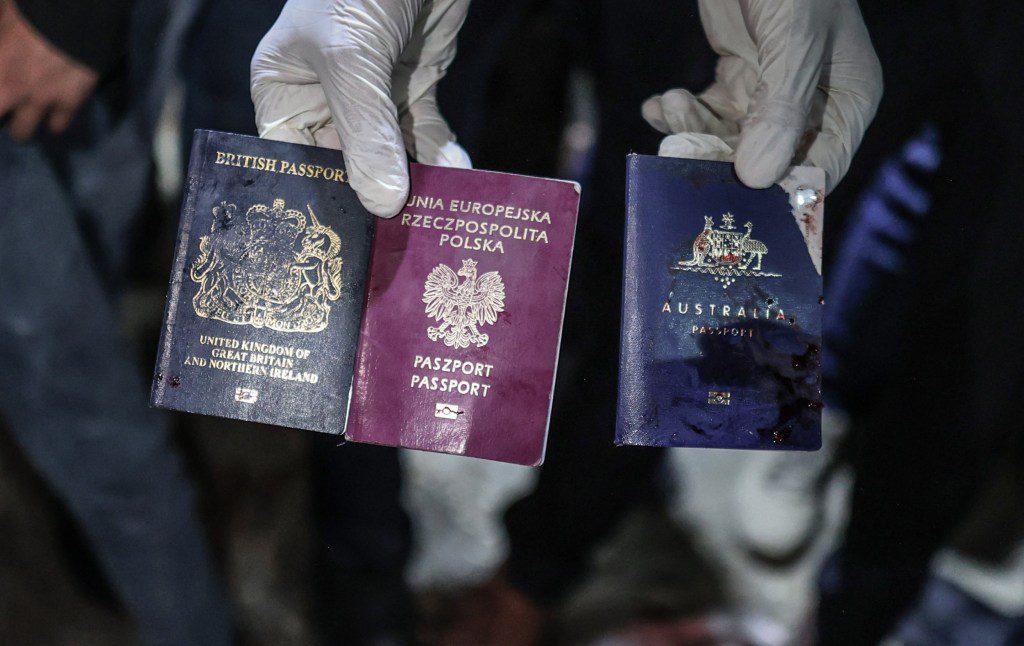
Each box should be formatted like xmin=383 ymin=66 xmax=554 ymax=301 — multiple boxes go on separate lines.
xmin=345 ymin=164 xmax=580 ymax=465
xmin=151 ymin=130 xmax=373 ymax=433
xmin=617 ymin=155 xmax=825 ymax=450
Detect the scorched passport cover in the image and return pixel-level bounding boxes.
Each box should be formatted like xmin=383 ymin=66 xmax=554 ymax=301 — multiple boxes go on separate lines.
xmin=345 ymin=163 xmax=580 ymax=465
xmin=151 ymin=130 xmax=373 ymax=433
xmin=617 ymin=155 xmax=824 ymax=450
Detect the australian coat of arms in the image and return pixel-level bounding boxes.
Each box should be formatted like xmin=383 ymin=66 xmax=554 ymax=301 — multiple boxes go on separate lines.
xmin=673 ymin=212 xmax=779 ymax=288
xmin=190 ymin=198 xmax=344 ymax=333
xmin=422 ymin=258 xmax=506 ymax=349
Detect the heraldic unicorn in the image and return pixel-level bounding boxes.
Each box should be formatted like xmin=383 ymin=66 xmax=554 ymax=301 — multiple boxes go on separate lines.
xmin=191 ymin=198 xmax=344 ymax=333
xmin=673 ymin=212 xmax=779 ymax=287
xmin=423 ymin=258 xmax=506 ymax=349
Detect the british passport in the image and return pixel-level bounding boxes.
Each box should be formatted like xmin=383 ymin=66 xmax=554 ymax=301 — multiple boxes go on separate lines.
xmin=151 ymin=130 xmax=373 ymax=433
xmin=617 ymin=155 xmax=824 ymax=450
xmin=345 ymin=164 xmax=580 ymax=465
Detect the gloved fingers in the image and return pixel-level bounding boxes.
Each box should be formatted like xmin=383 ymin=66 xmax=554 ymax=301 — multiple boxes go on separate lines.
xmin=391 ymin=0 xmax=470 ymax=168
xmin=697 ymin=0 xmax=758 ymax=66
xmin=641 ymin=88 xmax=738 ymax=139
xmin=691 ymin=0 xmax=880 ymax=191
xmin=798 ymin=83 xmax=879 ymax=193
xmin=699 ymin=54 xmax=758 ymax=123
xmin=658 ymin=132 xmax=736 ymax=162
xmin=252 ymin=79 xmax=335 ymax=146
xmin=641 ymin=95 xmax=673 ymax=134
xmin=399 ymin=88 xmax=471 ymax=168
xmin=396 ymin=0 xmax=470 ymax=100
xmin=797 ymin=1 xmax=882 ymax=192
xmin=251 ymin=0 xmax=424 ymax=217
xmin=399 ymin=0 xmax=471 ymax=80
xmin=798 ymin=129 xmax=842 ymax=194
xmin=310 ymin=118 xmax=343 ymax=149
xmin=733 ymin=99 xmax=807 ymax=189
xmin=730 ymin=0 xmax=830 ymax=189
xmin=251 ymin=14 xmax=334 ymax=145
xmin=694 ymin=0 xmax=820 ymax=188
xmin=309 ymin=45 xmax=409 ymax=218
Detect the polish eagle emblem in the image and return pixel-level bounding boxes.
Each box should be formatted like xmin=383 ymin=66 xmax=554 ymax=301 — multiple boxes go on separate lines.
xmin=190 ymin=198 xmax=344 ymax=333
xmin=422 ymin=258 xmax=505 ymax=348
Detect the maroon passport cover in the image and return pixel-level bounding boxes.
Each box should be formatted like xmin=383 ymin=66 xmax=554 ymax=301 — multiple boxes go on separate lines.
xmin=345 ymin=163 xmax=580 ymax=465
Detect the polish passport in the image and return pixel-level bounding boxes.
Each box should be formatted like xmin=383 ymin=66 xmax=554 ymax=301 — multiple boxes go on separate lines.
xmin=345 ymin=164 xmax=580 ymax=465
xmin=617 ymin=155 xmax=824 ymax=450
xmin=151 ymin=130 xmax=374 ymax=433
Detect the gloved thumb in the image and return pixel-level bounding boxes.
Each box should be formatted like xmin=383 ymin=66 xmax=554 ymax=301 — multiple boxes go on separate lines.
xmin=310 ymin=49 xmax=410 ymax=219
xmin=733 ymin=0 xmax=827 ymax=189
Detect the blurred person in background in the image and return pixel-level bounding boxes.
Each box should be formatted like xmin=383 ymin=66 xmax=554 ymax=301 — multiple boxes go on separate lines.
xmin=0 ymin=0 xmax=232 ymax=643
xmin=812 ymin=1 xmax=1024 ymax=643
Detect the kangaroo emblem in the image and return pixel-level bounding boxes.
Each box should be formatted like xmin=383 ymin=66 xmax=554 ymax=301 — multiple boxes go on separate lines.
xmin=673 ymin=213 xmax=780 ymax=288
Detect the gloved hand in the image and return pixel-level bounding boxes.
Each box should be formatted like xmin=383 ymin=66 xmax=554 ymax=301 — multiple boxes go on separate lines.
xmin=251 ymin=0 xmax=471 ymax=218
xmin=643 ymin=0 xmax=882 ymax=193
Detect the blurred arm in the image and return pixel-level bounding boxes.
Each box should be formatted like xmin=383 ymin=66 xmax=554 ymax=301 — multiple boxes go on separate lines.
xmin=13 ymin=0 xmax=135 ymax=74
xmin=0 ymin=0 xmax=104 ymax=138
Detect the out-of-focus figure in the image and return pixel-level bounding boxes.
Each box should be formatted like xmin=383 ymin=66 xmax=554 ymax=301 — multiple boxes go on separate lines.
xmin=0 ymin=0 xmax=232 ymax=643
xmin=813 ymin=2 xmax=1024 ymax=643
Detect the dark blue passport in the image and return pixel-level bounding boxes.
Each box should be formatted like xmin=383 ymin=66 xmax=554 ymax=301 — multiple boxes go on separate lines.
xmin=617 ymin=155 xmax=824 ymax=450
xmin=151 ymin=130 xmax=373 ymax=433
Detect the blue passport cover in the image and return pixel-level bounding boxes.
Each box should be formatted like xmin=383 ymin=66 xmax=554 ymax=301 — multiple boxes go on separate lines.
xmin=617 ymin=155 xmax=824 ymax=450
xmin=150 ymin=130 xmax=374 ymax=433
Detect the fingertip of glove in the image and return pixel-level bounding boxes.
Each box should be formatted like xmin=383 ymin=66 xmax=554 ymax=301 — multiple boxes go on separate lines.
xmin=357 ymin=188 xmax=408 ymax=218
xmin=733 ymin=162 xmax=778 ymax=189
xmin=658 ymin=133 xmax=734 ymax=161
xmin=641 ymin=96 xmax=668 ymax=133
xmin=348 ymin=174 xmax=409 ymax=219
xmin=735 ymin=121 xmax=801 ymax=189
xmin=431 ymin=140 xmax=473 ymax=169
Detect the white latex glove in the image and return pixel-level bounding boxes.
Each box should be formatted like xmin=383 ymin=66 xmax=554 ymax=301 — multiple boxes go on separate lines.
xmin=251 ymin=0 xmax=472 ymax=217
xmin=643 ymin=0 xmax=882 ymax=193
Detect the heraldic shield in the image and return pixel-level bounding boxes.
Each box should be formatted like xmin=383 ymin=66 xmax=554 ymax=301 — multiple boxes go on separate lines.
xmin=190 ymin=198 xmax=344 ymax=333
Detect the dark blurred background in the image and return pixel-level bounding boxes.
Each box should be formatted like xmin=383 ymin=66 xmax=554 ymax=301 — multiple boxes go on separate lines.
xmin=1 ymin=0 xmax=1022 ymax=645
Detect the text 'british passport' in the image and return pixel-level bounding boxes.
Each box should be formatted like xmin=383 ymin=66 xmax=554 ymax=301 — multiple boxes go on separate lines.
xmin=151 ymin=130 xmax=373 ymax=433
xmin=345 ymin=164 xmax=580 ymax=465
xmin=617 ymin=155 xmax=824 ymax=450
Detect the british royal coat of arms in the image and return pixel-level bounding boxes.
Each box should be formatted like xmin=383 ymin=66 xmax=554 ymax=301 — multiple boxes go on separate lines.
xmin=422 ymin=258 xmax=505 ymax=349
xmin=190 ymin=198 xmax=344 ymax=333
xmin=673 ymin=212 xmax=779 ymax=288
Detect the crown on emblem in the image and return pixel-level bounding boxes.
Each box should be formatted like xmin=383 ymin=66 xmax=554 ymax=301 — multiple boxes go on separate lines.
xmin=461 ymin=258 xmax=478 ymax=271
